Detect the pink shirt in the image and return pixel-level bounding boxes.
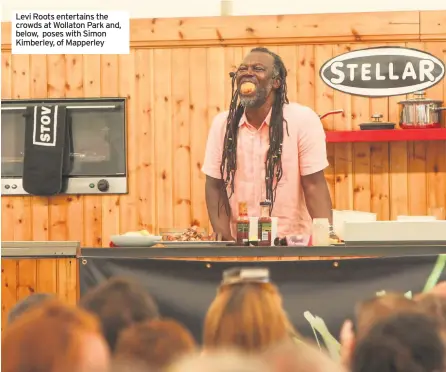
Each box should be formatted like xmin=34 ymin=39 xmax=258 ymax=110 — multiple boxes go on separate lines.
xmin=202 ymin=102 xmax=329 ymax=238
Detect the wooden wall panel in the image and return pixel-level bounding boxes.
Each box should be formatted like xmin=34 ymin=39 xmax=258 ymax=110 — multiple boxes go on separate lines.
xmin=189 ymin=48 xmax=209 ymax=230
xmin=83 ymin=55 xmax=103 ymax=247
xmin=1 ymin=13 xmax=446 ymax=246
xmin=1 ymin=258 xmax=78 ymax=329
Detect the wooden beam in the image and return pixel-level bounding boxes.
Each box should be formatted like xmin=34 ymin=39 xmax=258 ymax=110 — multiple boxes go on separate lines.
xmin=1 ymin=11 xmax=421 ymax=51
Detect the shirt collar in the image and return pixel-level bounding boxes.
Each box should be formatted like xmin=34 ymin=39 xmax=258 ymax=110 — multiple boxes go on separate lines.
xmin=238 ymin=107 xmax=273 ymax=128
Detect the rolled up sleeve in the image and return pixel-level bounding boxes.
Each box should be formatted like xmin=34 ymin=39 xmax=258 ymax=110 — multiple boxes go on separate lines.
xmin=298 ymin=108 xmax=329 ymax=176
xmin=201 ymin=112 xmax=228 ymax=180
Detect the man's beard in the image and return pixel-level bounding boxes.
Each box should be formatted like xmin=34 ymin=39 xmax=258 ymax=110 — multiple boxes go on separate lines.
xmin=239 ymin=82 xmax=273 ymax=108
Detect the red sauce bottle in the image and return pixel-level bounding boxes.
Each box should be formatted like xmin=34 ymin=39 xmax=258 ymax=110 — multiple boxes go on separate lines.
xmin=236 ymin=202 xmax=249 ymax=246
xmin=258 ymin=200 xmax=272 ymax=246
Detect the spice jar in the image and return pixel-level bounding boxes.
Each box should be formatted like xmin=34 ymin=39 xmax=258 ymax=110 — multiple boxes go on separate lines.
xmin=258 ymin=200 xmax=272 ymax=246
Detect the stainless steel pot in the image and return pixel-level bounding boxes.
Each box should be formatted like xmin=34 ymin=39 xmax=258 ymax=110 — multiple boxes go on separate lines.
xmin=398 ymin=91 xmax=446 ymax=129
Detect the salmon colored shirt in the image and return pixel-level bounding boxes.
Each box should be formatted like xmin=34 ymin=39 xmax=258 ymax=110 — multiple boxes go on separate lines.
xmin=202 ymin=102 xmax=329 ymax=238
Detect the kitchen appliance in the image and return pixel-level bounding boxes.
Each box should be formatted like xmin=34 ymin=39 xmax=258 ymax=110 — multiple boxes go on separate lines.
xmin=343 ymin=221 xmax=446 ymax=245
xmin=332 ymin=210 xmax=377 ymax=241
xmin=1 ymin=98 xmax=127 ymax=196
xmin=398 ymin=91 xmax=446 ymax=129
xmin=397 ymin=216 xmax=436 ymax=221
xmin=359 ymin=114 xmax=396 ymax=130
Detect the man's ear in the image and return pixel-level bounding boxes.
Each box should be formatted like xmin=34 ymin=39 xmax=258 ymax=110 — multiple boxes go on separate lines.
xmin=273 ymin=77 xmax=281 ymax=90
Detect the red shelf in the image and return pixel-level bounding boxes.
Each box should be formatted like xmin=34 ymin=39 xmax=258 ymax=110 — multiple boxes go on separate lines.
xmin=326 ymin=128 xmax=446 ymax=143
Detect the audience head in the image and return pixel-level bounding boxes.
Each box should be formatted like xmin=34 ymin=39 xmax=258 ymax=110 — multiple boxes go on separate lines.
xmin=426 ymin=282 xmax=446 ymax=299
xmin=1 ymin=299 xmax=110 ymax=372
xmin=7 ymin=292 xmax=55 ymax=324
xmin=203 ymin=267 xmax=297 ymax=353
xmin=351 ymin=312 xmax=446 ymax=372
xmin=80 ymin=276 xmax=159 ymax=352
xmin=114 ymin=318 xmax=196 ymax=371
xmin=354 ymin=292 xmax=418 ymax=338
xmin=418 ymin=293 xmax=446 ymax=326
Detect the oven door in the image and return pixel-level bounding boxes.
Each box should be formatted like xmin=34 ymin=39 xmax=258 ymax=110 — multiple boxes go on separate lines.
xmin=1 ymin=98 xmax=127 ymax=195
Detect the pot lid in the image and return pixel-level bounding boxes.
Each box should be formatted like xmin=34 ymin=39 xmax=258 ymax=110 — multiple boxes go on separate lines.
xmin=361 ymin=121 xmax=395 ymax=126
xmin=361 ymin=114 xmax=395 ymax=126
xmin=398 ymin=91 xmax=443 ymax=104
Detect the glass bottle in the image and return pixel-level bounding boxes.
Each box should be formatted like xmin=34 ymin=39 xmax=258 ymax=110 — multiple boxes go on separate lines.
xmin=236 ymin=202 xmax=249 ymax=245
xmin=258 ymin=200 xmax=272 ymax=246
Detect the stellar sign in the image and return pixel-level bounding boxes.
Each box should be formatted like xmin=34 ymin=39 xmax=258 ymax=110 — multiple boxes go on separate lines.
xmin=319 ymin=46 xmax=445 ymax=97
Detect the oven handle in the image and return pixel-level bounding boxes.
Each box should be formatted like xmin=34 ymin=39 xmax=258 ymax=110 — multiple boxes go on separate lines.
xmin=67 ymin=105 xmax=117 ymax=110
xmin=1 ymin=105 xmax=117 ymax=111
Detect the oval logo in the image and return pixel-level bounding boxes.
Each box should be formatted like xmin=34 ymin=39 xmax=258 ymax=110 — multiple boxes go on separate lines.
xmin=319 ymin=47 xmax=445 ymax=97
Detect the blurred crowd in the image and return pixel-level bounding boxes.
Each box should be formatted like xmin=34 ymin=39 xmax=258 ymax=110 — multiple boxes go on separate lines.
xmin=2 ymin=267 xmax=446 ymax=372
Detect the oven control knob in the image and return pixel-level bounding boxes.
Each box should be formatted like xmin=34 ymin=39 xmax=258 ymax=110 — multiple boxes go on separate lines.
xmin=97 ymin=179 xmax=110 ymax=192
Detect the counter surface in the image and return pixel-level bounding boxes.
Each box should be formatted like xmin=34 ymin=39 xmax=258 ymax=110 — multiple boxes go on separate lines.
xmin=79 ymin=244 xmax=446 ymax=259
xmin=1 ymin=241 xmax=79 ymax=258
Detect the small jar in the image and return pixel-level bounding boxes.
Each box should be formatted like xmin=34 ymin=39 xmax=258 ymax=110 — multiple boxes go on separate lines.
xmin=312 ymin=218 xmax=330 ymax=246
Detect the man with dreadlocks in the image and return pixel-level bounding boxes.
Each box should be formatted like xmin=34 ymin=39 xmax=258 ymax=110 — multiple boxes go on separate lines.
xmin=202 ymin=47 xmax=335 ymax=241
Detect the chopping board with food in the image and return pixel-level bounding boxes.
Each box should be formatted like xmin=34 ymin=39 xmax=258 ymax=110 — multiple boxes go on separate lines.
xmin=110 ymin=226 xmax=234 ymax=247
xmin=161 ymin=226 xmax=233 ymax=247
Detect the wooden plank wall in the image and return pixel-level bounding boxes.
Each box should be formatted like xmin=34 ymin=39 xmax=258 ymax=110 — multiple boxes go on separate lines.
xmin=1 ymin=258 xmax=77 ymax=329
xmin=1 ymin=11 xmax=446 ymax=247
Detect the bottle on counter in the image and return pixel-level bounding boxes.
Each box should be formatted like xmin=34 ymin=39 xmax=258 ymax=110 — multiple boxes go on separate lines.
xmin=236 ymin=202 xmax=249 ymax=245
xmin=312 ymin=218 xmax=330 ymax=246
xmin=258 ymin=200 xmax=272 ymax=246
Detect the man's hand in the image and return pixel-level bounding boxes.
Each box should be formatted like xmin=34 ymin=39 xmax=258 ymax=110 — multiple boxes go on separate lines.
xmin=330 ymin=231 xmax=340 ymax=242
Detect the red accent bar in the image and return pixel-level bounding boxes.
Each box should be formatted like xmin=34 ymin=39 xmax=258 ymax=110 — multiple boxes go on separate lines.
xmin=325 ymin=128 xmax=446 ymax=143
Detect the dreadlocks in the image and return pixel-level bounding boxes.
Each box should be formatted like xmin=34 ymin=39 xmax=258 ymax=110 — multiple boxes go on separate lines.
xmin=219 ymin=47 xmax=290 ymax=215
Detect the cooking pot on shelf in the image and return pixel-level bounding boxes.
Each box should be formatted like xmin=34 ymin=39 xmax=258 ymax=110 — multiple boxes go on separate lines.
xmin=398 ymin=91 xmax=446 ymax=129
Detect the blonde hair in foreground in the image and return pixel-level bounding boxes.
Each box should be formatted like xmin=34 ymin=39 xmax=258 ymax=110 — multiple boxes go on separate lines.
xmin=203 ymin=282 xmax=298 ymax=352
xmin=2 ymin=299 xmax=106 ymax=372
